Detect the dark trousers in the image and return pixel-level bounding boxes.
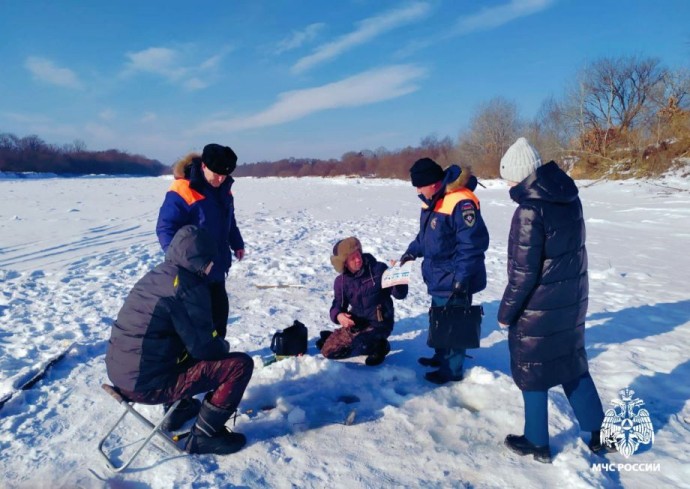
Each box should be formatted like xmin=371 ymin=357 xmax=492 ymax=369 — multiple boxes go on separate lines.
xmin=321 ymin=321 xmax=392 ymax=359
xmin=209 ymin=281 xmax=229 ymax=339
xmin=120 ymin=353 xmax=254 ymax=412
xmin=523 ymin=371 xmax=605 ymax=446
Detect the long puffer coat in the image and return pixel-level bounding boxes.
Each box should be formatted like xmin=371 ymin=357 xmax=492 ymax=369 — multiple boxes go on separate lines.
xmin=106 ymin=225 xmax=231 ymax=392
xmin=497 ymin=161 xmax=589 ymax=391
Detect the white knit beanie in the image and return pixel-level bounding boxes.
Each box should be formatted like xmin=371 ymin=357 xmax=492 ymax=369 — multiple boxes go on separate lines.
xmin=500 ymin=137 xmax=543 ymax=183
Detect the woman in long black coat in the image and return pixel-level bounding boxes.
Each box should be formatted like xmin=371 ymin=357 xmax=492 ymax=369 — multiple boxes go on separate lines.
xmin=497 ymin=138 xmax=612 ymax=463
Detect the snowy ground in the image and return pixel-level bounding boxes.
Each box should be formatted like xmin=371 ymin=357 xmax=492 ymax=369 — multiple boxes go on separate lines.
xmin=0 ymin=173 xmax=688 ymax=488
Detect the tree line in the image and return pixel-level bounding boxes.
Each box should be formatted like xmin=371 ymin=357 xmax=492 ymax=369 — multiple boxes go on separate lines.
xmin=236 ymin=55 xmax=690 ymax=180
xmin=0 ymin=133 xmax=167 ymax=176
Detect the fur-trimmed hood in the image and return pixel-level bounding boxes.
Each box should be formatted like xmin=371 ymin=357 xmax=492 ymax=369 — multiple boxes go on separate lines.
xmin=444 ymin=164 xmax=473 ymax=192
xmin=172 ymin=152 xmax=201 ymax=179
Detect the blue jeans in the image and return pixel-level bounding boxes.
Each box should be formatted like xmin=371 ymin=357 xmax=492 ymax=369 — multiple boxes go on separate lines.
xmin=429 ymin=294 xmax=470 ymax=376
xmin=523 ymin=372 xmax=606 ymax=446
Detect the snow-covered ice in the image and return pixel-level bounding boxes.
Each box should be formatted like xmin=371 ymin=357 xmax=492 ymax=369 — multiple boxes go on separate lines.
xmin=0 ymin=174 xmax=688 ymax=488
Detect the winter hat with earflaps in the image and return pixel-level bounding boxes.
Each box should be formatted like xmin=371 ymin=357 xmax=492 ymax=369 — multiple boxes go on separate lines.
xmin=410 ymin=157 xmax=445 ymax=187
xmin=500 ymin=137 xmax=543 ymax=183
xmin=330 ymin=237 xmax=362 ymax=273
xmin=202 ymin=143 xmax=238 ymax=175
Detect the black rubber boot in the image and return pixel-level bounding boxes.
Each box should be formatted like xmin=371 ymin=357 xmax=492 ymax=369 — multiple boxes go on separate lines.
xmin=365 ymin=340 xmax=391 ymax=366
xmin=418 ymin=356 xmax=442 ymax=367
xmin=161 ymin=397 xmax=201 ymax=432
xmin=184 ymin=400 xmax=246 ymax=455
xmin=424 ymin=369 xmax=463 ymax=385
xmin=504 ymin=434 xmax=552 ymax=463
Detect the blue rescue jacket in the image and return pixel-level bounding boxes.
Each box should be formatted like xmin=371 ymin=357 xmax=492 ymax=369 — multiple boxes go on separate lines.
xmin=405 ymin=165 xmax=489 ymax=297
xmin=156 ymin=157 xmax=244 ymax=283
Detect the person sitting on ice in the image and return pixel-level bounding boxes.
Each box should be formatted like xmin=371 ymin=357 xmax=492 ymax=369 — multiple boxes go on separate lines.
xmin=105 ymin=224 xmax=253 ymax=455
xmin=317 ymin=236 xmax=408 ymax=366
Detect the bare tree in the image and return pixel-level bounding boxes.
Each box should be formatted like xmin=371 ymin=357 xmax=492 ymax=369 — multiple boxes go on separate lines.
xmin=566 ymin=56 xmax=666 ymax=155
xmin=457 ymin=97 xmax=522 ymax=177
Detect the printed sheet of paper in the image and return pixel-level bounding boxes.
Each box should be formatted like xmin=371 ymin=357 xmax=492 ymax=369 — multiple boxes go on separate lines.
xmin=381 ymin=262 xmax=412 ymax=288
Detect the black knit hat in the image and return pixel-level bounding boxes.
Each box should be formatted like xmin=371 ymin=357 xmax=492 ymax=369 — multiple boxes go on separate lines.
xmin=201 ymin=143 xmax=238 ymax=175
xmin=410 ymin=157 xmax=444 ymax=187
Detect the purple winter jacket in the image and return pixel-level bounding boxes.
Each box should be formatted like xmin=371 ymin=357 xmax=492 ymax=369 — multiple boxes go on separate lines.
xmin=330 ymin=253 xmax=408 ymax=331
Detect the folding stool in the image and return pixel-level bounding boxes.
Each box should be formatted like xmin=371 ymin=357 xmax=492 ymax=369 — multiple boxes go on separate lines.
xmin=97 ymin=383 xmax=185 ymax=472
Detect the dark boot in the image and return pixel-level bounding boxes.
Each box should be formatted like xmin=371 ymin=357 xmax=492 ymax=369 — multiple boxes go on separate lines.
xmin=161 ymin=397 xmax=201 ymax=432
xmin=418 ymin=356 xmax=441 ymax=367
xmin=424 ymin=369 xmax=463 ymax=385
xmin=504 ymin=434 xmax=552 ymax=463
xmin=365 ymin=340 xmax=391 ymax=366
xmin=588 ymin=430 xmax=616 ymax=454
xmin=315 ymin=330 xmax=333 ymax=351
xmin=184 ymin=400 xmax=246 ymax=455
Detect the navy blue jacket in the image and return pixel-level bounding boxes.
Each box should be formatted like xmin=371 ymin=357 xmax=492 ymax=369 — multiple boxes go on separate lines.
xmin=106 ymin=225 xmax=231 ymax=392
xmin=330 ymin=253 xmax=408 ymax=330
xmin=156 ymin=158 xmax=244 ymax=283
xmin=405 ymin=165 xmax=489 ymax=297
xmin=498 ymin=162 xmax=590 ymax=391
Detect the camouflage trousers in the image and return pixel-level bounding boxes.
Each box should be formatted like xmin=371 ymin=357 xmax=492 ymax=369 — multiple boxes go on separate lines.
xmin=321 ymin=321 xmax=392 ymax=359
xmin=119 ymin=352 xmax=254 ymax=412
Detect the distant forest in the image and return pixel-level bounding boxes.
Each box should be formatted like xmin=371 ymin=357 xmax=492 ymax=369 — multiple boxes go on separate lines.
xmin=4 ymin=55 xmax=689 ymax=180
xmin=0 ymin=133 xmax=167 ymax=176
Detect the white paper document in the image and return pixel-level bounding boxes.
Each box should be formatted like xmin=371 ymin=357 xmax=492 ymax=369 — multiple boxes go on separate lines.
xmin=381 ymin=262 xmax=413 ymax=288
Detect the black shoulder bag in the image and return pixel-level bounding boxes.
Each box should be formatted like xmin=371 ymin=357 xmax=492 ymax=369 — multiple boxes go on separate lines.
xmin=270 ymin=320 xmax=308 ymax=356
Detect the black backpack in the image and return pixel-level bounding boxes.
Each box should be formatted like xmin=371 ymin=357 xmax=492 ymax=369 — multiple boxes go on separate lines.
xmin=270 ymin=320 xmax=308 ymax=356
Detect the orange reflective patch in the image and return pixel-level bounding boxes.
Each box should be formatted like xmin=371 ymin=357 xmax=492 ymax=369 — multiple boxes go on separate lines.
xmin=169 ymin=179 xmax=205 ymax=206
xmin=434 ymin=188 xmax=480 ymax=215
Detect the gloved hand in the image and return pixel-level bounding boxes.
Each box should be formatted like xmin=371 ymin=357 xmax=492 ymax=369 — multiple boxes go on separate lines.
xmin=451 ymin=280 xmax=470 ymax=305
xmin=399 ymin=253 xmax=415 ymax=266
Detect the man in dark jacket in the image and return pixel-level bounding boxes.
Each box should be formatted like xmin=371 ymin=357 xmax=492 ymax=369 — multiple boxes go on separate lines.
xmin=156 ymin=143 xmax=245 ymax=340
xmin=497 ymin=137 xmax=611 ymax=463
xmin=320 ymin=237 xmax=408 ymax=366
xmin=400 ymin=159 xmax=489 ymax=384
xmin=106 ymin=225 xmax=254 ymax=455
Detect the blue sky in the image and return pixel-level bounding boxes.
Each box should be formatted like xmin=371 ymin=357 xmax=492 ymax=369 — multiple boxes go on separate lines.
xmin=1 ymin=0 xmax=689 ymax=165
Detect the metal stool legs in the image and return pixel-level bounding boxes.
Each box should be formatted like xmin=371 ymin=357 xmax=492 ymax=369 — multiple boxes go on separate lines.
xmin=97 ymin=384 xmax=184 ymax=472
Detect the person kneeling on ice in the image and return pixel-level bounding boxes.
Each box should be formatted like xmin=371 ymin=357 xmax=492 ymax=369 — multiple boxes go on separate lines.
xmin=105 ymin=225 xmax=254 ymax=455
xmin=317 ymin=236 xmax=408 ymax=366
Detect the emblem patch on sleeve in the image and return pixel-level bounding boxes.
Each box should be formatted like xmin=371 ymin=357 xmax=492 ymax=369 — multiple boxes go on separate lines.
xmin=462 ymin=209 xmax=476 ymax=226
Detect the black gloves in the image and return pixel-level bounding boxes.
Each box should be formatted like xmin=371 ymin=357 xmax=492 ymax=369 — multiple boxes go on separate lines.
xmin=399 ymin=253 xmax=415 ymax=265
xmin=452 ymin=280 xmax=468 ymax=295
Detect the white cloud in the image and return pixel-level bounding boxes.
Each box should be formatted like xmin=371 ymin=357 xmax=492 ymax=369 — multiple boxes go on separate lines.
xmin=196 ymin=64 xmax=426 ymax=133
xmin=452 ymin=0 xmax=554 ymax=35
xmin=99 ymin=109 xmax=116 ymax=121
xmin=291 ymin=2 xmax=430 ymax=74
xmin=24 ymin=57 xmax=83 ymax=89
xmin=123 ymin=47 xmax=185 ymax=79
xmin=140 ymin=112 xmax=158 ymax=123
xmin=396 ymin=0 xmax=554 ymax=58
xmin=122 ymin=46 xmax=230 ymax=91
xmin=275 ymin=23 xmax=326 ymax=55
